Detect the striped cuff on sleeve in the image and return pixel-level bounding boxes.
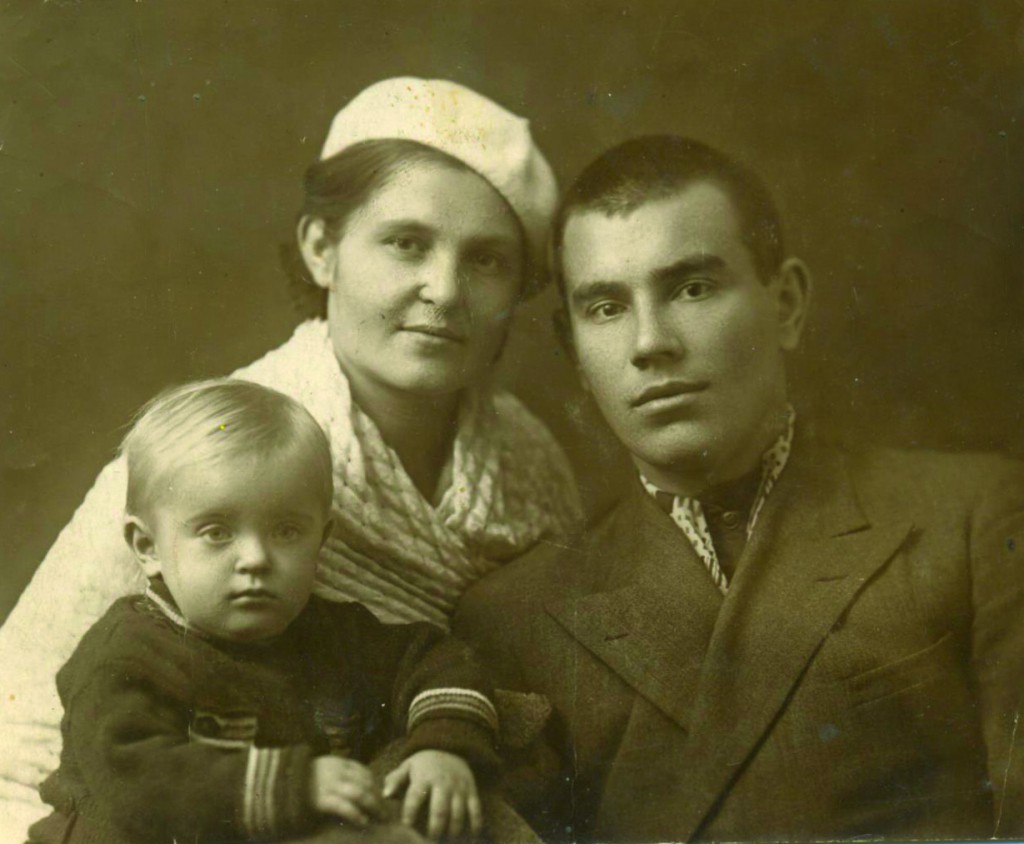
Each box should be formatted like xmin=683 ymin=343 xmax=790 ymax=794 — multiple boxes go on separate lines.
xmin=242 ymin=745 xmax=313 ymax=838
xmin=407 ymin=688 xmax=499 ymax=735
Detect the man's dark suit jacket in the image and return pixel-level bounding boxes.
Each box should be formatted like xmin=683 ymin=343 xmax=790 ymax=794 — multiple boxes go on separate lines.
xmin=453 ymin=437 xmax=1024 ymax=842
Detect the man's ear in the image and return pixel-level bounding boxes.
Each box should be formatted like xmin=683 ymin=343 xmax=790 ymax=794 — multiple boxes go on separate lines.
xmin=773 ymin=257 xmax=813 ymax=351
xmin=296 ymin=216 xmax=336 ymax=291
xmin=124 ymin=515 xmax=162 ymax=579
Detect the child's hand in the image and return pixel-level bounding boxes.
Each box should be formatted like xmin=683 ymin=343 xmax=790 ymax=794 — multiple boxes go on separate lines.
xmin=310 ymin=756 xmax=383 ymax=826
xmin=383 ymin=749 xmax=482 ymax=840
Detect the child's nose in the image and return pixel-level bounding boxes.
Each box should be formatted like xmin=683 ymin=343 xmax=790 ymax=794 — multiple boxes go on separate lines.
xmin=235 ymin=536 xmax=270 ymax=573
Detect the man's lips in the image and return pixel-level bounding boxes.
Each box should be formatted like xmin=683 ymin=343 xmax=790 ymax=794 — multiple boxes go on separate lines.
xmin=631 ymin=380 xmax=709 ymax=408
xmin=402 ymin=324 xmax=466 ymax=343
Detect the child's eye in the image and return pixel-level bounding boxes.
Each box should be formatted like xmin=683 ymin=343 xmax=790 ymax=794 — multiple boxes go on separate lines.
xmin=274 ymin=523 xmax=303 ymax=541
xmin=198 ymin=525 xmax=232 ymax=543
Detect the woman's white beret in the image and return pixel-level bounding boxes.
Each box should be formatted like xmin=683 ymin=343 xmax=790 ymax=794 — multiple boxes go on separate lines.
xmin=320 ymin=77 xmax=558 ymax=290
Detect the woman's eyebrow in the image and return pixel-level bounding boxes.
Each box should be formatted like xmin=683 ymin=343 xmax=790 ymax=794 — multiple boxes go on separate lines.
xmin=464 ymin=232 xmax=520 ymax=251
xmin=372 ymin=219 xmax=435 ymax=235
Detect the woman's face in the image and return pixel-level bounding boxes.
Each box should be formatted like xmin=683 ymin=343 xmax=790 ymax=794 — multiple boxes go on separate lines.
xmin=305 ymin=161 xmax=525 ymax=402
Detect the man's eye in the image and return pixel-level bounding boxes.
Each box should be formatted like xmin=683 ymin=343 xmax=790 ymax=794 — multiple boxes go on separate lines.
xmin=677 ymin=280 xmax=714 ymax=301
xmin=199 ymin=525 xmax=232 ymax=543
xmin=587 ymin=302 xmax=626 ymax=322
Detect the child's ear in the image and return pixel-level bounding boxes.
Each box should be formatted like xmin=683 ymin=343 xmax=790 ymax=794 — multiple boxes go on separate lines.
xmin=124 ymin=515 xmax=162 ymax=579
xmin=320 ymin=519 xmax=335 ymax=548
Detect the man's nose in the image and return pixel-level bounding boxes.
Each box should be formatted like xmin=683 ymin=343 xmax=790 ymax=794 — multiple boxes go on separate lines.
xmin=417 ymin=251 xmax=463 ymax=309
xmin=235 ymin=535 xmax=271 ymax=574
xmin=630 ymin=303 xmax=684 ymax=368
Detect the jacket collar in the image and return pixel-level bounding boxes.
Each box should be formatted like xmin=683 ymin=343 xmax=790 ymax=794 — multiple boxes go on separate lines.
xmin=545 ymin=473 xmax=725 ymax=731
xmin=663 ymin=436 xmax=913 ymax=840
xmin=549 ymin=434 xmax=914 ymax=840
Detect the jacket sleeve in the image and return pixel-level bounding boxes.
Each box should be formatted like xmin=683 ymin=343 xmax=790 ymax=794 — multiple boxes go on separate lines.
xmin=351 ymin=606 xmax=500 ymax=777
xmin=968 ymin=460 xmax=1024 ymax=837
xmin=452 ymin=584 xmax=571 ymax=839
xmin=0 ymin=457 xmax=146 ymax=839
xmin=65 ymin=658 xmax=316 ymax=843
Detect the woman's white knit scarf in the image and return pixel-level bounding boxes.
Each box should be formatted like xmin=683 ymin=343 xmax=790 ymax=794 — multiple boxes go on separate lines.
xmin=236 ymin=320 xmax=580 ymax=627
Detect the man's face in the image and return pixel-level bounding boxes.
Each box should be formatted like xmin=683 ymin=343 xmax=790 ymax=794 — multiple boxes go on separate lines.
xmin=560 ymin=181 xmax=804 ymax=492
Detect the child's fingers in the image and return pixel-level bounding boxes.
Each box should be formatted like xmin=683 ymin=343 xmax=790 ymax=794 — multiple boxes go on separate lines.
xmin=319 ymin=793 xmax=370 ymax=827
xmin=467 ymin=792 xmax=483 ymax=836
xmin=337 ymin=758 xmax=376 ymax=792
xmin=426 ymin=786 xmax=452 ymax=841
xmin=448 ymin=793 xmax=467 ymax=839
xmin=383 ymin=760 xmax=410 ymax=799
xmin=321 ymin=779 xmax=383 ymax=819
xmin=401 ymin=780 xmax=430 ymax=827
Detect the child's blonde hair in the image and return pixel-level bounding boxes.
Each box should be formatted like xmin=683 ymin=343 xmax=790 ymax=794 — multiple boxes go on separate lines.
xmin=120 ymin=379 xmax=333 ymax=518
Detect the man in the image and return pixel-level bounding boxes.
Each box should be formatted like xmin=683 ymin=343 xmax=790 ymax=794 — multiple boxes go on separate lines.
xmin=454 ymin=136 xmax=1024 ymax=842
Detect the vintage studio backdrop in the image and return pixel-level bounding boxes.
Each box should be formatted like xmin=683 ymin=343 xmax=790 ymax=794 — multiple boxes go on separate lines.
xmin=2 ymin=0 xmax=1024 ymax=620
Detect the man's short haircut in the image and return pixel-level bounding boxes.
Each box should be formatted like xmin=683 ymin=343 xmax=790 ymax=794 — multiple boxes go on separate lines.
xmin=553 ymin=135 xmax=785 ymax=293
xmin=120 ymin=379 xmax=334 ymax=518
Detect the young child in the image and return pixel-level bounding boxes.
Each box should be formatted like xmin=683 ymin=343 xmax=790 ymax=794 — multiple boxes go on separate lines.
xmin=28 ymin=379 xmax=499 ymax=844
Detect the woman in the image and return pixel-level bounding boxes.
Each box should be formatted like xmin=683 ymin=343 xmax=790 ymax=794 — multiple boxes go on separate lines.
xmin=0 ymin=77 xmax=579 ymax=836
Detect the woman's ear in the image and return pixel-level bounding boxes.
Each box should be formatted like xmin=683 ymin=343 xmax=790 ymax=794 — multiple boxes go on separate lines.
xmin=773 ymin=257 xmax=813 ymax=352
xmin=124 ymin=515 xmax=162 ymax=579
xmin=297 ymin=216 xmax=337 ymax=291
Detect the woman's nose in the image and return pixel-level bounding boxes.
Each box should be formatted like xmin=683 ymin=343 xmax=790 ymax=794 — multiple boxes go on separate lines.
xmin=631 ymin=304 xmax=684 ymax=368
xmin=417 ymin=252 xmax=463 ymax=308
xmin=235 ymin=535 xmax=271 ymax=573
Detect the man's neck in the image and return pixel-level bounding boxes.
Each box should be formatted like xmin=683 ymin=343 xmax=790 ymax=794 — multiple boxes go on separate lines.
xmin=636 ymin=403 xmax=791 ymax=498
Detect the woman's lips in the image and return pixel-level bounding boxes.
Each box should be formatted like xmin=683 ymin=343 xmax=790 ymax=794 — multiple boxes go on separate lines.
xmin=402 ymin=324 xmax=466 ymax=344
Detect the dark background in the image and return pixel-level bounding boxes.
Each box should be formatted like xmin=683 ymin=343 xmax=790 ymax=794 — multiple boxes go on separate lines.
xmin=3 ymin=0 xmax=1024 ymax=621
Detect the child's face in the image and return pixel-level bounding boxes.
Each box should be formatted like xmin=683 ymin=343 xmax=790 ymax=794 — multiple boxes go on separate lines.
xmin=131 ymin=451 xmax=330 ymax=643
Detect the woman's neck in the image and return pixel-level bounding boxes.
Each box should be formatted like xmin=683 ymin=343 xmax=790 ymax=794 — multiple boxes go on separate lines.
xmin=347 ymin=375 xmax=461 ymax=501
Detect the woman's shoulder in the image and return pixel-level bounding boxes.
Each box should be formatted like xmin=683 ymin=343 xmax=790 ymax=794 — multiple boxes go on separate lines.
xmin=229 ymin=319 xmax=329 ymax=388
xmin=486 ymin=390 xmax=582 ymax=520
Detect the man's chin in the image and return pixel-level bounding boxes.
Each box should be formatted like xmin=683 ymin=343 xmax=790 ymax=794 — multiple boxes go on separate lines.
xmin=629 ymin=442 xmax=714 ymax=489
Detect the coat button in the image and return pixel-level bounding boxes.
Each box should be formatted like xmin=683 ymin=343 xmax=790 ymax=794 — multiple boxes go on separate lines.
xmin=721 ymin=511 xmax=742 ymax=529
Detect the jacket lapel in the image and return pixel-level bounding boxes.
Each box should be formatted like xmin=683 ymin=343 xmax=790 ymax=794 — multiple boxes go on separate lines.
xmin=545 ymin=479 xmax=723 ymax=731
xmin=671 ymin=442 xmax=914 ymax=840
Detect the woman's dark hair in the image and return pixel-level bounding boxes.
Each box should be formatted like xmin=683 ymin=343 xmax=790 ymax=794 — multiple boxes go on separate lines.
xmin=283 ymin=138 xmax=518 ymax=319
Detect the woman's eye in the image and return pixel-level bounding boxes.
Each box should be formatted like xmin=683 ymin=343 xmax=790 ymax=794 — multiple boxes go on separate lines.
xmin=470 ymin=251 xmax=506 ymax=273
xmin=384 ymin=235 xmax=427 ymax=257
xmin=587 ymin=302 xmax=626 ymax=323
xmin=199 ymin=525 xmax=232 ymax=543
xmin=677 ymin=280 xmax=714 ymax=301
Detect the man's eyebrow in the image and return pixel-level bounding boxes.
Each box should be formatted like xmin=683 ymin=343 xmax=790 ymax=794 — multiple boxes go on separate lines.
xmin=650 ymin=254 xmax=726 ymax=284
xmin=570 ymin=280 xmax=628 ymax=308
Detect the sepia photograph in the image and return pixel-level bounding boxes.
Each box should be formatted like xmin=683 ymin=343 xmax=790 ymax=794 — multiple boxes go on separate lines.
xmin=2 ymin=0 xmax=1024 ymax=841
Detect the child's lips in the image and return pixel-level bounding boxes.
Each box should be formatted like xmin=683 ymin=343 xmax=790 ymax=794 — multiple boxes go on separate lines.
xmin=230 ymin=587 xmax=277 ymax=603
